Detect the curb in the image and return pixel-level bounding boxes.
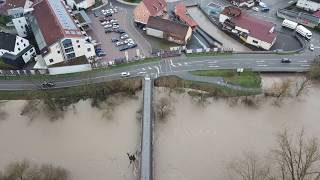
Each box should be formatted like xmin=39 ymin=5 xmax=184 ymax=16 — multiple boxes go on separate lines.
xmin=115 ymin=0 xmax=139 ymax=6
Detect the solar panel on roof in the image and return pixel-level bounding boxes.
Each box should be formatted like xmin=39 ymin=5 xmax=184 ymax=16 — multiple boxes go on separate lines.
xmin=47 ymin=0 xmax=77 ymax=30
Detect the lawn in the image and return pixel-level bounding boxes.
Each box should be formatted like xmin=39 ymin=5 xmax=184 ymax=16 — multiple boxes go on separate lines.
xmin=191 ymin=69 xmax=261 ymax=88
xmin=0 ymin=15 xmax=11 ymax=27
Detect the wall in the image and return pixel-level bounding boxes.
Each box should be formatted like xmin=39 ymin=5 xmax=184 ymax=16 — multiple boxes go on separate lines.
xmin=12 ymin=17 xmax=28 ymax=37
xmin=21 ymin=47 xmax=36 ymax=63
xmin=14 ymin=36 xmax=30 ymax=55
xmin=48 ymin=64 xmax=92 ymax=75
xmin=77 ymin=0 xmax=96 ymax=9
xmin=246 ymin=36 xmax=273 ymax=50
xmin=184 ymin=27 xmax=193 ymax=42
xmin=146 ymin=28 xmax=164 ymax=38
xmin=297 ymin=0 xmax=320 ymax=12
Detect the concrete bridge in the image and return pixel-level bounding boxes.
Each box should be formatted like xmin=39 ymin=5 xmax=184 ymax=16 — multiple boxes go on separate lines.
xmin=140 ymin=77 xmax=154 ymax=180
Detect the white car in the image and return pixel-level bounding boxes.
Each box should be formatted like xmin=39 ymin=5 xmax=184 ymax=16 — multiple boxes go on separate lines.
xmin=113 ymin=25 xmax=120 ymax=29
xmin=104 ymin=24 xmax=112 ymax=28
xmin=120 ymin=34 xmax=129 ymax=39
xmin=121 ymin=72 xmax=130 ymax=77
xmin=114 ymin=8 xmax=118 ymax=13
xmin=116 ymin=41 xmax=125 ymax=46
xmin=310 ymin=44 xmax=315 ymax=51
xmin=252 ymin=7 xmax=259 ymax=12
xmin=101 ymin=21 xmax=108 ymax=25
xmin=110 ymin=19 xmax=118 ymax=23
xmin=124 ymin=38 xmax=133 ymax=44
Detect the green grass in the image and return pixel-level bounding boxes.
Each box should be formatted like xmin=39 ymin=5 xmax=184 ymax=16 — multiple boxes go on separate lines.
xmin=155 ymin=75 xmax=260 ymax=97
xmin=0 ymin=15 xmax=11 ymax=27
xmin=191 ymin=69 xmax=261 ymax=88
xmin=0 ymin=77 xmax=142 ymax=100
xmin=186 ymin=51 xmax=232 ymax=57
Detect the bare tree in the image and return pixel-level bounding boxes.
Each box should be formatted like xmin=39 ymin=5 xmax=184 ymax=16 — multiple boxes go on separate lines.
xmin=227 ymin=152 xmax=272 ymax=180
xmin=156 ymin=97 xmax=174 ymax=121
xmin=273 ymin=129 xmax=320 ymax=180
xmin=265 ymin=79 xmax=292 ymax=106
xmin=295 ymin=77 xmax=312 ymax=97
xmin=39 ymin=164 xmax=68 ymax=180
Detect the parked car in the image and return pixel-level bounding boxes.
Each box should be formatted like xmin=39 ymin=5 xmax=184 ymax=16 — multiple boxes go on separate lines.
xmin=113 ymin=8 xmax=118 ymax=13
xmin=105 ymin=13 xmax=112 ymax=17
xmin=111 ymin=38 xmax=119 ymax=42
xmin=120 ymin=34 xmax=129 ymax=39
xmin=119 ymin=45 xmax=130 ymax=51
xmin=121 ymin=72 xmax=130 ymax=77
xmin=94 ymin=11 xmax=99 ymax=17
xmin=281 ymin=58 xmax=291 ymax=63
xmin=110 ymin=19 xmax=118 ymax=23
xmin=101 ymin=21 xmax=108 ymax=25
xmin=124 ymin=38 xmax=133 ymax=44
xmin=105 ymin=28 xmax=113 ymax=33
xmin=261 ymin=7 xmax=270 ymax=12
xmin=116 ymin=41 xmax=125 ymax=46
xmin=104 ymin=24 xmax=112 ymax=28
xmin=115 ymin=29 xmax=125 ymax=34
xmin=95 ymin=48 xmax=103 ymax=52
xmin=252 ymin=7 xmax=259 ymax=11
xmin=128 ymin=43 xmax=137 ymax=48
xmin=309 ymin=44 xmax=315 ymax=51
xmin=97 ymin=52 xmax=107 ymax=57
xmin=113 ymin=25 xmax=120 ymax=29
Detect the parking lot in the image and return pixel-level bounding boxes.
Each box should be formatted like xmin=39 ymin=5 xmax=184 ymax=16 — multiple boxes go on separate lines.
xmin=87 ymin=5 xmax=151 ymax=65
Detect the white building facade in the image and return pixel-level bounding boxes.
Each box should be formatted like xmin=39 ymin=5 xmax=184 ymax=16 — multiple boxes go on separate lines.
xmin=66 ymin=0 xmax=96 ymax=9
xmin=297 ymin=0 xmax=320 ymax=12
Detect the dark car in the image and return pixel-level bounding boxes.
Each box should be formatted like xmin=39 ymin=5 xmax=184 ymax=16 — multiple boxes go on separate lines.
xmin=111 ymin=38 xmax=119 ymax=42
xmin=105 ymin=29 xmax=113 ymax=33
xmin=281 ymin=58 xmax=291 ymax=63
xmin=93 ymin=11 xmax=99 ymax=17
xmin=97 ymin=52 xmax=107 ymax=57
xmin=261 ymin=7 xmax=270 ymax=12
xmin=42 ymin=81 xmax=55 ymax=88
xmin=115 ymin=29 xmax=125 ymax=34
xmin=105 ymin=13 xmax=112 ymax=17
xmin=119 ymin=45 xmax=130 ymax=51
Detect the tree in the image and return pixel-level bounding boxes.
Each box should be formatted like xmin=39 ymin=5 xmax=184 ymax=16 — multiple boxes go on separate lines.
xmin=273 ymin=129 xmax=320 ymax=180
xmin=294 ymin=77 xmax=312 ymax=97
xmin=308 ymin=57 xmax=320 ymax=81
xmin=227 ymin=151 xmax=272 ymax=180
xmin=156 ymin=97 xmax=174 ymax=121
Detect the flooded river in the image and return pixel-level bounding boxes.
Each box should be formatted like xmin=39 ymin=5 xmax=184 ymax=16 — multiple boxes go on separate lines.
xmin=0 ymin=98 xmax=140 ymax=180
xmin=154 ymin=76 xmax=320 ymax=180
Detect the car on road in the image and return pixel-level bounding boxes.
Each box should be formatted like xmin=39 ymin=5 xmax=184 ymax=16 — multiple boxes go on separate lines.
xmin=261 ymin=7 xmax=270 ymax=12
xmin=105 ymin=28 xmax=113 ymax=33
xmin=42 ymin=81 xmax=55 ymax=88
xmin=281 ymin=58 xmax=291 ymax=63
xmin=309 ymin=44 xmax=314 ymax=51
xmin=121 ymin=72 xmax=130 ymax=77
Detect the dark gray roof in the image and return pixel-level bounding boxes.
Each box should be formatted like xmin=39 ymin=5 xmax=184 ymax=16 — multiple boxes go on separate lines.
xmin=74 ymin=0 xmax=85 ymax=4
xmin=0 ymin=32 xmax=16 ymax=51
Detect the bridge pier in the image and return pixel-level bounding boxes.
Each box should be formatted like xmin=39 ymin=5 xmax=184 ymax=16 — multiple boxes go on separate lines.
xmin=140 ymin=77 xmax=154 ymax=180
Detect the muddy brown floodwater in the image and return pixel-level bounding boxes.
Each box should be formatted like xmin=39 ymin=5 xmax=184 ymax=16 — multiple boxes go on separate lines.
xmin=0 ymin=98 xmax=140 ymax=180
xmin=154 ymin=76 xmax=320 ymax=180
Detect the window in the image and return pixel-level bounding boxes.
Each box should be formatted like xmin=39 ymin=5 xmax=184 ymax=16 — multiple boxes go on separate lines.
xmin=20 ymin=26 xmax=23 ymax=29
xmin=18 ymin=20 xmax=21 ymax=23
xmin=29 ymin=48 xmax=33 ymax=53
xmin=62 ymin=39 xmax=73 ymax=48
xmin=23 ymin=44 xmax=26 ymax=47
xmin=17 ymin=42 xmax=19 ymax=45
xmin=76 ymin=40 xmax=79 ymax=43
xmin=78 ymin=45 xmax=80 ymax=48
xmin=87 ymin=48 xmax=91 ymax=52
xmin=65 ymin=47 xmax=74 ymax=53
xmin=21 ymin=39 xmax=23 ymax=42
xmin=49 ymin=59 xmax=54 ymax=63
xmin=252 ymin=40 xmax=258 ymax=44
xmin=24 ymin=52 xmax=28 ymax=56
xmin=66 ymin=53 xmax=76 ymax=59
xmin=18 ymin=48 xmax=21 ymax=51
xmin=57 ymin=50 xmax=60 ymax=54
xmin=23 ymin=31 xmax=26 ymax=35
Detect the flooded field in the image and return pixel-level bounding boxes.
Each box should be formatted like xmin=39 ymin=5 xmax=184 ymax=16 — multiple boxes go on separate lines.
xmin=0 ymin=97 xmax=141 ymax=180
xmin=154 ymin=76 xmax=320 ymax=180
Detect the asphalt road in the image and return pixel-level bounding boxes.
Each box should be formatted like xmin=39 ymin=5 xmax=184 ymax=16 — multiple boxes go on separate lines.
xmin=0 ymin=53 xmax=316 ymax=90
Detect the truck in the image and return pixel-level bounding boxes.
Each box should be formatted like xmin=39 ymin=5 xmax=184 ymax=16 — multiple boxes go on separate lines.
xmin=295 ymin=25 xmax=312 ymax=40
xmin=282 ymin=19 xmax=298 ymax=30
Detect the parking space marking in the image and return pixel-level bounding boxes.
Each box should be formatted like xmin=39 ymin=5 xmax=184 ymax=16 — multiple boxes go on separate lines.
xmin=170 ymin=59 xmax=176 ymax=67
xmin=154 ymin=66 xmax=160 ymax=75
xmin=148 ymin=67 xmax=152 ymax=70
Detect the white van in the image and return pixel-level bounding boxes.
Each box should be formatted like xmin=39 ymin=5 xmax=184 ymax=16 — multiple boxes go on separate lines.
xmin=295 ymin=25 xmax=312 ymax=40
xmin=282 ymin=19 xmax=298 ymax=30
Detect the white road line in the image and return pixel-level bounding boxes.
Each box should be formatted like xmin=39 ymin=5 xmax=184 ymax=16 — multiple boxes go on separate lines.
xmin=299 ymin=60 xmax=307 ymax=63
xmin=148 ymin=67 xmax=152 ymax=70
xmin=142 ymin=68 xmax=145 ymax=71
xmin=177 ymin=63 xmax=182 ymax=66
xmin=154 ymin=66 xmax=160 ymax=74
xmin=301 ymin=64 xmax=310 ymax=67
xmin=209 ymin=65 xmax=220 ymax=68
xmin=256 ymin=60 xmax=265 ymax=63
xmin=258 ymin=64 xmax=268 ymax=67
xmin=184 ymin=62 xmax=188 ymax=65
xmin=137 ymin=72 xmax=146 ymax=74
xmin=208 ymin=61 xmax=217 ymax=64
xmin=170 ymin=59 xmax=176 ymax=67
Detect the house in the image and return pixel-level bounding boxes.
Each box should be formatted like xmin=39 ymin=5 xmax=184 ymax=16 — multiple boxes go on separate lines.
xmin=228 ymin=0 xmax=255 ymax=8
xmin=219 ymin=6 xmax=276 ymax=50
xmin=0 ymin=0 xmax=31 ymax=15
xmin=28 ymin=0 xmax=95 ymax=73
xmin=0 ymin=32 xmax=36 ymax=68
xmin=133 ymin=0 xmax=167 ymax=25
xmin=66 ymin=0 xmax=96 ymax=10
xmin=174 ymin=2 xmax=197 ymax=29
xmin=146 ymin=16 xmax=192 ymax=45
xmin=297 ymin=0 xmax=320 ymax=12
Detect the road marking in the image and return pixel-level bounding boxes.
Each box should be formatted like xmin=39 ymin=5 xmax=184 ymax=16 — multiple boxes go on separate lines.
xmin=170 ymin=59 xmax=176 ymax=67
xmin=184 ymin=62 xmax=188 ymax=65
xmin=148 ymin=67 xmax=152 ymax=70
xmin=301 ymin=64 xmax=310 ymax=67
xmin=208 ymin=61 xmax=217 ymax=64
xmin=256 ymin=60 xmax=265 ymax=63
xmin=177 ymin=63 xmax=182 ymax=66
xmin=137 ymin=72 xmax=146 ymax=74
xmin=142 ymin=68 xmax=145 ymax=71
xmin=154 ymin=66 xmax=160 ymax=74
xmin=299 ymin=60 xmax=307 ymax=63
xmin=209 ymin=65 xmax=220 ymax=68
xmin=258 ymin=64 xmax=268 ymax=67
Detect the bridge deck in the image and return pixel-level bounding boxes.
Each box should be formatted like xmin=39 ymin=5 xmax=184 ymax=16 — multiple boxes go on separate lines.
xmin=140 ymin=77 xmax=153 ymax=180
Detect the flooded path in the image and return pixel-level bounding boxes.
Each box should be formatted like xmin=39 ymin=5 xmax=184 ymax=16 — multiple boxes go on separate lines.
xmin=0 ymin=98 xmax=141 ymax=180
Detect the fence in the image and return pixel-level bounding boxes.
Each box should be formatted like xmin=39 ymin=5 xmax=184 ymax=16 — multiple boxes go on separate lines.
xmin=0 ymin=69 xmax=49 ymax=77
xmin=185 ymin=47 xmax=233 ymax=54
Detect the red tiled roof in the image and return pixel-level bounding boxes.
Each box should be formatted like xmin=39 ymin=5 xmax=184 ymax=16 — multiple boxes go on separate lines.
xmin=142 ymin=0 xmax=166 ymax=16
xmin=175 ymin=2 xmax=197 ymax=28
xmin=313 ymin=10 xmax=320 ymax=17
xmin=223 ymin=6 xmax=276 ymax=43
xmin=32 ymin=0 xmax=81 ymax=47
xmin=0 ymin=0 xmax=27 ymax=14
